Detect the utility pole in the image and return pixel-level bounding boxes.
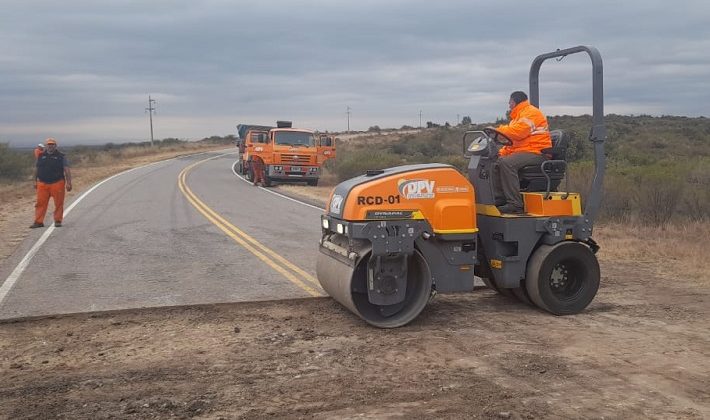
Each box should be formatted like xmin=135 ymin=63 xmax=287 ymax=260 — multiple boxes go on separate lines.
xmin=457 ymin=114 xmax=460 ymax=125
xmin=419 ymin=110 xmax=422 ymax=129
xmin=146 ymin=95 xmax=156 ymax=146
xmin=346 ymin=106 xmax=351 ymax=133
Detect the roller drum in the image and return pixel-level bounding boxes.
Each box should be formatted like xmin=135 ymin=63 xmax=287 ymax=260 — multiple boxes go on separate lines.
xmin=317 ymin=245 xmax=433 ymax=328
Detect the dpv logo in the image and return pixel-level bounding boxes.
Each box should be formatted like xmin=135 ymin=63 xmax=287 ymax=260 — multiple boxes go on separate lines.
xmin=330 ymin=194 xmax=344 ymax=214
xmin=398 ymin=179 xmax=435 ymax=199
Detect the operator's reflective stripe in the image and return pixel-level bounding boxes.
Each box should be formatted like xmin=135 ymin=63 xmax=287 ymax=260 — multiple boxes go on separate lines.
xmin=518 ymin=117 xmax=536 ymax=131
xmin=518 ymin=117 xmax=549 ymax=136
xmin=531 ymin=126 xmax=549 ymax=135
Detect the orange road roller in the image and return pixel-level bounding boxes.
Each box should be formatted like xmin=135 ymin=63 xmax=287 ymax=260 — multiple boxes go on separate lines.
xmin=317 ymin=46 xmax=607 ymax=327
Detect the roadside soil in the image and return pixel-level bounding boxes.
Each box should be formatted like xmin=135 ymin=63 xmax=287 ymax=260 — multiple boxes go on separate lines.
xmin=2 ymin=155 xmax=709 ymax=419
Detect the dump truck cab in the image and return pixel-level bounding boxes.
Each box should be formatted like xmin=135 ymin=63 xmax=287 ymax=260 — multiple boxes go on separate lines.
xmin=316 ymin=134 xmax=337 ymax=165
xmin=235 ymin=121 xmax=322 ymax=186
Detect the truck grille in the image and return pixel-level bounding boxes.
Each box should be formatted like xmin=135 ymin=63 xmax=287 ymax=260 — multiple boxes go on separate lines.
xmin=281 ymin=154 xmax=312 ymax=164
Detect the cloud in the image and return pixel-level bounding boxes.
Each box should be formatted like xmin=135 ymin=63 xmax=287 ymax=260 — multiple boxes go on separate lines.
xmin=1 ymin=0 xmax=709 ymax=145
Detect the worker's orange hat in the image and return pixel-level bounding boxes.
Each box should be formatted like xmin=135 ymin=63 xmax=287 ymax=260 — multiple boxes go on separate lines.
xmin=46 ymin=138 xmax=57 ymax=145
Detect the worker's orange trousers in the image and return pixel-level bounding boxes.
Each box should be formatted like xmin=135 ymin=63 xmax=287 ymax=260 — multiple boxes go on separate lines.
xmin=252 ymin=159 xmax=265 ymax=186
xmin=35 ymin=180 xmax=66 ymax=224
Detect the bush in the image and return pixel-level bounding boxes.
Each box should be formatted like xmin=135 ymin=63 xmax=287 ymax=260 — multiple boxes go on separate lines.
xmin=331 ymin=150 xmax=403 ymax=182
xmin=0 ymin=143 xmax=33 ymax=181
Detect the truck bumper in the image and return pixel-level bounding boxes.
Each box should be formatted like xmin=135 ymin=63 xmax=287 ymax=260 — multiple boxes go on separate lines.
xmin=267 ymin=165 xmax=320 ymax=180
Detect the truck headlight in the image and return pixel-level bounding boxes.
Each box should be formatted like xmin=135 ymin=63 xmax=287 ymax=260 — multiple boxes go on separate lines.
xmin=322 ymin=218 xmax=329 ymax=229
xmin=336 ymin=223 xmax=344 ymax=234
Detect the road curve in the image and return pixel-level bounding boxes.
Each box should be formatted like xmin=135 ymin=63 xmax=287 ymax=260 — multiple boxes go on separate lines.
xmin=0 ymin=151 xmax=325 ymax=319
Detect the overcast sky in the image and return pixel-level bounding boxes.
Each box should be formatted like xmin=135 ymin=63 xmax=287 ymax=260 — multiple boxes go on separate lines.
xmin=1 ymin=0 xmax=709 ymax=146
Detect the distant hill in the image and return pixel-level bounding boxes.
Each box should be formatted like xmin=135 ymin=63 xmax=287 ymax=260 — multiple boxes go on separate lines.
xmin=547 ymin=114 xmax=710 ymax=164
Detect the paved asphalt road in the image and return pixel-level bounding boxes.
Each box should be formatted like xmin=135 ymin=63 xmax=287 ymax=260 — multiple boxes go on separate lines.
xmin=0 ymin=151 xmax=325 ymax=319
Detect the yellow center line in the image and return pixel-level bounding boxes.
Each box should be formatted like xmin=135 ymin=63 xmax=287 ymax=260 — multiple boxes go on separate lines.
xmin=178 ymin=155 xmax=323 ymax=297
xmin=181 ymin=159 xmax=321 ymax=288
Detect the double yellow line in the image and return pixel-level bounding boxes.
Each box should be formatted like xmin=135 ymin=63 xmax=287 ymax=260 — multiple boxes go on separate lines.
xmin=178 ymin=155 xmax=323 ymax=297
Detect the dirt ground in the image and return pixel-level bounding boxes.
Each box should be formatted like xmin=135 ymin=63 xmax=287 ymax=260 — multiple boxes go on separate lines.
xmin=2 ymin=257 xmax=708 ymax=419
xmin=1 ymin=151 xmax=709 ymax=419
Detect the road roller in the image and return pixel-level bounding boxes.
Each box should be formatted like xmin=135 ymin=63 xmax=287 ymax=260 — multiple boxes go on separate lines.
xmin=317 ymin=46 xmax=607 ymax=327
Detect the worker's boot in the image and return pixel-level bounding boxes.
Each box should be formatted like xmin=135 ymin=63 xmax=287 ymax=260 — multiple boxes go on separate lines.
xmin=29 ymin=222 xmax=44 ymax=228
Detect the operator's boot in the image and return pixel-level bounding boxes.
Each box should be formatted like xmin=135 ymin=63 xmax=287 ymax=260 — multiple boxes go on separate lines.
xmin=498 ymin=203 xmax=525 ymax=214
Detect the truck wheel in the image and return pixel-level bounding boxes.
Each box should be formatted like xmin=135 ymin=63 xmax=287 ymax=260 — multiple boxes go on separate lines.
xmin=246 ymin=167 xmax=253 ymax=182
xmin=307 ymin=179 xmax=319 ymax=186
xmin=233 ymin=161 xmax=241 ymax=174
xmin=525 ymin=242 xmax=600 ymax=315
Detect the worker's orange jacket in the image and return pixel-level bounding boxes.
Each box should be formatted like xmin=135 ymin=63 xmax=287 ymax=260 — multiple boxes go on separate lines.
xmin=496 ymin=100 xmax=552 ymax=157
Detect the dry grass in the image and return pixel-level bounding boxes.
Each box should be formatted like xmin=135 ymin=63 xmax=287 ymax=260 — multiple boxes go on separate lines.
xmin=595 ymin=221 xmax=710 ymax=286
xmin=274 ymin=184 xmax=331 ymax=205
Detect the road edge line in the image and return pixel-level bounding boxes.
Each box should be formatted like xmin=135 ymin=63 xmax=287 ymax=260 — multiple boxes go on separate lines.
xmin=230 ymin=161 xmax=326 ymax=211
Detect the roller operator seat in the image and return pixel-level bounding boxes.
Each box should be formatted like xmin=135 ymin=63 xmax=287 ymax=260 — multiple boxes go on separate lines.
xmin=518 ymin=129 xmax=569 ymax=193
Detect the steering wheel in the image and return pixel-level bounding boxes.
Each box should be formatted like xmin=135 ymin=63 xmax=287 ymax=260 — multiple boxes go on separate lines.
xmin=483 ymin=127 xmax=513 ymax=146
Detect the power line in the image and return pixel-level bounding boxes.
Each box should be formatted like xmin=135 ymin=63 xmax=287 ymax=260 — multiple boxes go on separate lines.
xmin=419 ymin=110 xmax=422 ymax=129
xmin=146 ymin=95 xmax=156 ymax=146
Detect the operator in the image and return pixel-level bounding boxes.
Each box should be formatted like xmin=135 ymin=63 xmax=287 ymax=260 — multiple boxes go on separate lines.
xmin=30 ymin=138 xmax=72 ymax=228
xmin=251 ymin=156 xmax=265 ymax=186
xmin=490 ymin=91 xmax=552 ymax=214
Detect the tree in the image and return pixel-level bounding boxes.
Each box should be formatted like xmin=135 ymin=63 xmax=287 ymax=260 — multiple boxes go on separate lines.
xmin=461 ymin=116 xmax=472 ymax=125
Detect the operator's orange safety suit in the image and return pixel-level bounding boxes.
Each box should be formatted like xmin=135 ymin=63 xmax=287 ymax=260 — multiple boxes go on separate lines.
xmin=496 ymin=100 xmax=552 ymax=156
xmin=494 ymin=99 xmax=552 ymax=212
xmin=251 ymin=157 xmax=265 ymax=186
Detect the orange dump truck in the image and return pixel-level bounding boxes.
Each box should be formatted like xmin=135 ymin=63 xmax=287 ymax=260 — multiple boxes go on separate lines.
xmin=236 ymin=121 xmax=324 ymax=186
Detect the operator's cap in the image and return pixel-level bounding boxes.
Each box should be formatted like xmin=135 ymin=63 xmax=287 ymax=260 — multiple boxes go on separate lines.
xmin=46 ymin=138 xmax=57 ymax=145
xmin=38 ymin=143 xmax=45 ymax=148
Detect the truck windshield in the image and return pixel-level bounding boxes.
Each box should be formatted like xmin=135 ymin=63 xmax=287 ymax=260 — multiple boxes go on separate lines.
xmin=274 ymin=131 xmax=315 ymax=147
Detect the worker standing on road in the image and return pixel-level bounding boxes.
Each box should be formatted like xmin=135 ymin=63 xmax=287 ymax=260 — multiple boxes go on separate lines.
xmin=491 ymin=91 xmax=552 ymax=214
xmin=31 ymin=138 xmax=72 ymax=228
xmin=251 ymin=156 xmax=265 ymax=186
xmin=33 ymin=143 xmax=45 ymax=160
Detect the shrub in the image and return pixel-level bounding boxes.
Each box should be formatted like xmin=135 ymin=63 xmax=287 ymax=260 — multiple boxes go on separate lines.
xmin=331 ymin=150 xmax=403 ymax=182
xmin=0 ymin=143 xmax=33 ymax=181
